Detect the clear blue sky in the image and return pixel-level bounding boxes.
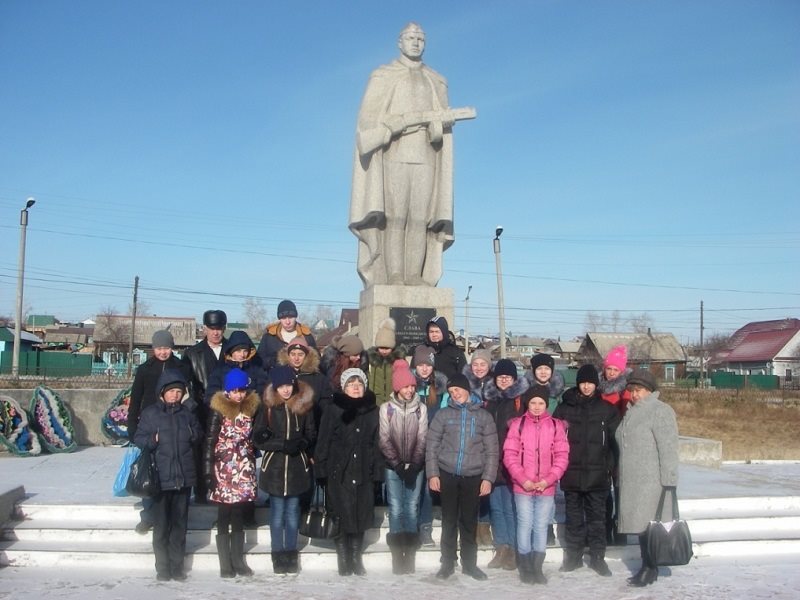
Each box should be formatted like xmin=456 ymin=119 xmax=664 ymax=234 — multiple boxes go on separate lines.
xmin=1 ymin=1 xmax=798 ymax=344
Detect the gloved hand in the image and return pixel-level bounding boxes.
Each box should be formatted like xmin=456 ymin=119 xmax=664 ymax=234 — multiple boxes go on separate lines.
xmin=205 ymin=473 xmax=217 ymax=492
xmin=400 ymin=463 xmax=422 ymax=487
xmin=283 ymin=437 xmax=308 ymax=456
xmin=315 ymin=477 xmax=327 ymax=488
xmin=253 ymin=427 xmax=273 ymax=445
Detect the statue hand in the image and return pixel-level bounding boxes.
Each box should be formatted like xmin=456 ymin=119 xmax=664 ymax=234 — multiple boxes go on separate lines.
xmin=384 ymin=114 xmax=405 ymax=135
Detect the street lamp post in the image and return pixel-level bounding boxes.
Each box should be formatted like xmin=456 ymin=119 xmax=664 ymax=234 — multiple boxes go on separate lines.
xmin=13 ymin=198 xmax=36 ymax=378
xmin=493 ymin=226 xmax=506 ymax=359
xmin=464 ymin=285 xmax=472 ymax=361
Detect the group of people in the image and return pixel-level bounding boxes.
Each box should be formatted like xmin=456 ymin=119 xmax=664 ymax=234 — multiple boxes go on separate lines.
xmin=127 ymin=301 xmax=680 ymax=587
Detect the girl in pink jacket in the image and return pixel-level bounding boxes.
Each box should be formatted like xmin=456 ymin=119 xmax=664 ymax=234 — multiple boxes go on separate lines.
xmin=503 ymin=384 xmax=569 ymax=585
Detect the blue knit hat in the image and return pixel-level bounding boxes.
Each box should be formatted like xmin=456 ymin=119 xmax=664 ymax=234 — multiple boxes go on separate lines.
xmin=224 ymin=368 xmax=249 ymax=392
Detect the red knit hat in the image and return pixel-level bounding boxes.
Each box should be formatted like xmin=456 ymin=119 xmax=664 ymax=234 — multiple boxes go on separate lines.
xmin=392 ymin=359 xmax=416 ymax=392
xmin=604 ymin=345 xmax=628 ymax=371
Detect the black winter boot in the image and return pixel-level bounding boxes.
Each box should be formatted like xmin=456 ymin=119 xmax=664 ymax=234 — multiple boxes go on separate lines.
xmin=334 ymin=535 xmax=352 ymax=576
xmin=349 ymin=533 xmax=367 ymax=576
xmin=531 ymin=551 xmax=548 ymax=584
xmin=559 ymin=549 xmax=583 ymax=572
xmin=627 ymin=534 xmax=650 ymax=585
xmin=403 ymin=532 xmax=419 ymax=574
xmin=285 ymin=550 xmax=299 ymax=574
xmin=517 ymin=551 xmax=534 ymax=584
xmin=230 ymin=531 xmax=253 ymax=576
xmin=589 ymin=554 xmax=612 ymax=576
xmin=271 ymin=551 xmax=287 ymax=575
xmin=215 ymin=533 xmax=235 ymax=578
xmin=387 ymin=532 xmax=404 ymax=575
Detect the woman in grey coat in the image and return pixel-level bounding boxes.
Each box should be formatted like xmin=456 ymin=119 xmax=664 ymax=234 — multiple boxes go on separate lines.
xmin=615 ymin=369 xmax=679 ymax=587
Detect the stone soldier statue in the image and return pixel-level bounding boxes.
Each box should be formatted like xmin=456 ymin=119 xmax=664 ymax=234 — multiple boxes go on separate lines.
xmin=349 ymin=22 xmax=475 ymax=288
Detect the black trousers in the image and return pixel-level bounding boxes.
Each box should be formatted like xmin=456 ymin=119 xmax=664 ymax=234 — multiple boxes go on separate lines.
xmin=152 ymin=487 xmax=191 ymax=576
xmin=564 ymin=489 xmax=608 ymax=556
xmin=439 ymin=471 xmax=481 ymax=568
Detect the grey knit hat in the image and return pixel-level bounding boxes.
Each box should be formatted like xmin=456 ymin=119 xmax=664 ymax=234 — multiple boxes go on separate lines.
xmin=627 ymin=369 xmax=657 ymax=392
xmin=470 ymin=349 xmax=492 ymax=365
xmin=151 ymin=330 xmax=174 ymax=349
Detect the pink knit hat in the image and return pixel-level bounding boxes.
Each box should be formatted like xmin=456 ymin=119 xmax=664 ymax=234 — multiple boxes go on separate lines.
xmin=392 ymin=359 xmax=416 ymax=392
xmin=604 ymin=345 xmax=628 ymax=371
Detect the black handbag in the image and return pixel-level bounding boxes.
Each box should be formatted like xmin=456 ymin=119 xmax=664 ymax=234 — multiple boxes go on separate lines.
xmin=125 ymin=446 xmax=161 ymax=498
xmin=645 ymin=486 xmax=693 ymax=566
xmin=299 ymin=485 xmax=336 ymax=539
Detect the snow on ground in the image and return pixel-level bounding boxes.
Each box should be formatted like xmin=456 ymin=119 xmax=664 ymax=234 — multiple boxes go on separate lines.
xmin=1 ymin=555 xmax=799 ymax=600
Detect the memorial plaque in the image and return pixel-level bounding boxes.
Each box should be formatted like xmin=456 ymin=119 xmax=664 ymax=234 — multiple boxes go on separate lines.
xmin=390 ymin=307 xmax=436 ymax=347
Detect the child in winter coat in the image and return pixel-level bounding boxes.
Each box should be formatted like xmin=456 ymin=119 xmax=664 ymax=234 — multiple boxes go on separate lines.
xmin=253 ymin=365 xmax=316 ymax=574
xmin=134 ymin=369 xmax=203 ymax=582
xmin=379 ymin=360 xmax=428 ymax=574
xmin=553 ymin=365 xmax=621 ymax=576
xmin=484 ymin=358 xmax=530 ymax=571
xmin=412 ymin=345 xmax=447 ymax=546
xmin=426 ymin=373 xmax=498 ymax=581
xmin=503 ymin=384 xmax=569 ymax=585
xmin=597 ymin=344 xmax=631 ymax=545
xmin=367 ymin=318 xmax=408 ymax=405
xmin=527 ymin=353 xmax=566 ymax=544
xmin=203 ymin=368 xmax=260 ymax=578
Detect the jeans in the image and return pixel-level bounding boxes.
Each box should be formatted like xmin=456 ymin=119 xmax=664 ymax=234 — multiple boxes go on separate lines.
xmin=385 ymin=467 xmax=423 ymax=533
xmin=489 ymin=483 xmax=517 ymax=547
xmin=269 ymin=495 xmax=300 ymax=552
xmin=514 ymin=493 xmax=554 ymax=554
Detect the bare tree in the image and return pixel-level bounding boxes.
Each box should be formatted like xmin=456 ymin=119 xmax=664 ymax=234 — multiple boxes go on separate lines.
xmin=244 ymin=297 xmax=268 ymax=333
xmin=94 ymin=306 xmax=131 ymax=358
xmin=584 ymin=311 xmax=605 ymax=332
xmin=128 ymin=300 xmax=152 ymax=317
xmin=628 ymin=312 xmax=655 ymax=333
xmin=304 ymin=304 xmax=335 ymax=329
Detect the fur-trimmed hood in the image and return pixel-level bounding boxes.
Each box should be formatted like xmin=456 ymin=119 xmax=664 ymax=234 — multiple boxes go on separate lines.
xmin=366 ymin=344 xmax=407 ymax=367
xmin=462 ymin=363 xmax=493 ymax=392
xmin=526 ymin=369 xmax=565 ymax=398
xmin=276 ymin=344 xmax=321 ymax=374
xmin=265 ymin=320 xmax=313 ymax=338
xmin=598 ymin=367 xmax=632 ymax=395
xmin=209 ymin=389 xmax=260 ymax=421
xmin=263 ymin=380 xmax=315 ymax=416
xmin=483 ymin=374 xmax=531 ymax=404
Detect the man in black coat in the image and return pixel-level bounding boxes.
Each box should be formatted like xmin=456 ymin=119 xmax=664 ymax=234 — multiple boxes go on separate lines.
xmin=181 ymin=309 xmax=227 ymax=502
xmin=553 ymin=364 xmax=621 ymax=576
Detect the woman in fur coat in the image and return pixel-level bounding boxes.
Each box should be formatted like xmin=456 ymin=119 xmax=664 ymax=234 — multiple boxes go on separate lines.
xmin=253 ymin=365 xmax=316 ymax=574
xmin=203 ymin=368 xmax=260 ymax=578
xmin=314 ymin=368 xmax=382 ymax=576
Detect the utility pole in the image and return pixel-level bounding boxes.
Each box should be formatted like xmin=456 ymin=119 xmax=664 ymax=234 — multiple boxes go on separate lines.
xmin=699 ymin=300 xmax=705 ymax=388
xmin=493 ymin=226 xmax=506 ymax=359
xmin=12 ymin=198 xmax=35 ymax=378
xmin=127 ymin=276 xmax=139 ymax=377
xmin=464 ymin=285 xmax=472 ymax=361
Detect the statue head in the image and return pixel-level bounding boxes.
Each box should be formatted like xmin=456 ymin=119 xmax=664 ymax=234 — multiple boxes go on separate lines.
xmin=398 ymin=22 xmax=425 ymax=61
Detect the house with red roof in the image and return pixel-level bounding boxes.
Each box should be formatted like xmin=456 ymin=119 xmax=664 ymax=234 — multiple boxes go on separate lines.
xmin=710 ymin=318 xmax=800 ymax=380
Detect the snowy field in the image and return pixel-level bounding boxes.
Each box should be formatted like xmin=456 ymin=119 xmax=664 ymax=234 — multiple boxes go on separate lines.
xmin=2 ymin=554 xmax=798 ymax=600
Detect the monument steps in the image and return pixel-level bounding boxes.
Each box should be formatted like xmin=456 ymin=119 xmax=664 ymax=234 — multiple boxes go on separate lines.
xmin=3 ymin=496 xmax=800 ymax=571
